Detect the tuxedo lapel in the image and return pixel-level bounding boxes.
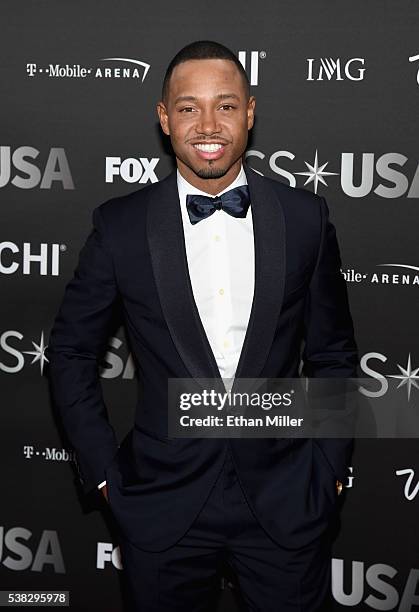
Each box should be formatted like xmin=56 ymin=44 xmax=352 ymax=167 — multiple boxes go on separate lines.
xmin=147 ymin=169 xmax=223 ymax=387
xmin=231 ymin=164 xmax=286 ymax=391
xmin=146 ymin=162 xmax=286 ymax=391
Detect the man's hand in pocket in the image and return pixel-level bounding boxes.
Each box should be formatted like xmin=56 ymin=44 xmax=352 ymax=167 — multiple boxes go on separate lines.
xmin=101 ymin=484 xmax=109 ymax=502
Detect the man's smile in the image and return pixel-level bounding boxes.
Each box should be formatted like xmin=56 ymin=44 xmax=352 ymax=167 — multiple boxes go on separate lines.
xmin=193 ymin=143 xmax=223 ymax=152
xmin=191 ymin=141 xmax=227 ymax=160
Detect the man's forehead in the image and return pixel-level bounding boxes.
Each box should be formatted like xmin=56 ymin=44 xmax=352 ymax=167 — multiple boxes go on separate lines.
xmin=169 ymin=60 xmax=244 ymax=96
xmin=171 ymin=59 xmax=242 ymax=83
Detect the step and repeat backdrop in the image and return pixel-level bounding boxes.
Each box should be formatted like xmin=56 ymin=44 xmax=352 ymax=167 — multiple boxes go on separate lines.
xmin=1 ymin=1 xmax=418 ymax=610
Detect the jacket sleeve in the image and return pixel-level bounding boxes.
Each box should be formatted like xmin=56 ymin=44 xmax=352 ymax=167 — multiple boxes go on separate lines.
xmin=47 ymin=205 xmax=120 ymax=495
xmin=302 ymin=196 xmax=358 ymax=483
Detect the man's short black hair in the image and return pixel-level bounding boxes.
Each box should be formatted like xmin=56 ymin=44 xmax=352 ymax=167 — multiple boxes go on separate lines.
xmin=162 ymin=40 xmax=250 ymax=102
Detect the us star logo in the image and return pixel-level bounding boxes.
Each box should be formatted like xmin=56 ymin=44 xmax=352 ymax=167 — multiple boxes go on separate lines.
xmin=296 ymin=149 xmax=339 ymax=194
xmin=388 ymin=354 xmax=419 ymax=401
xmin=23 ymin=331 xmax=49 ymax=375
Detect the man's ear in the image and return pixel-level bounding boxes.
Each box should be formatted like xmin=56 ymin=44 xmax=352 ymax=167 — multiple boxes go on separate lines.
xmin=156 ymin=101 xmax=170 ymax=135
xmin=247 ymin=96 xmax=256 ymax=130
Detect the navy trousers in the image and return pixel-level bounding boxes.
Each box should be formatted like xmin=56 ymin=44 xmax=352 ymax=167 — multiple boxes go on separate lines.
xmin=116 ymin=449 xmax=333 ymax=611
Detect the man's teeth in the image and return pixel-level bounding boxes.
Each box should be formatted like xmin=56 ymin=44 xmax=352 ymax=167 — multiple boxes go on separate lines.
xmin=193 ymin=143 xmax=224 ymax=152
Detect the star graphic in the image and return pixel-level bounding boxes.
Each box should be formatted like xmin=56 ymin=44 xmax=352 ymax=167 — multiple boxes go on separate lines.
xmin=388 ymin=354 xmax=419 ymax=401
xmin=23 ymin=331 xmax=49 ymax=376
xmin=296 ymin=149 xmax=339 ymax=194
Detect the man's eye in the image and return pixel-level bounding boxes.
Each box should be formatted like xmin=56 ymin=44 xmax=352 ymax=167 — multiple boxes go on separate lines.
xmin=220 ymin=104 xmax=235 ymax=110
xmin=179 ymin=107 xmax=196 ymax=112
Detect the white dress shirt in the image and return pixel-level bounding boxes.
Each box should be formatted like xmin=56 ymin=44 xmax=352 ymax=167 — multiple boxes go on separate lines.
xmin=98 ymin=163 xmax=255 ymax=490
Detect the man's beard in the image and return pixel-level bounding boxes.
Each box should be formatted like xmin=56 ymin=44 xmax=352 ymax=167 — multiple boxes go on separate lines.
xmin=195 ymin=162 xmax=229 ymax=180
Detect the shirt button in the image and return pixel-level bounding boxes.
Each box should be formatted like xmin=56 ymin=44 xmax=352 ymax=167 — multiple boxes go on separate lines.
xmin=218 ymin=288 xmax=224 ymax=295
xmin=214 ymin=235 xmax=220 ymax=242
xmin=223 ymin=340 xmax=229 ymax=348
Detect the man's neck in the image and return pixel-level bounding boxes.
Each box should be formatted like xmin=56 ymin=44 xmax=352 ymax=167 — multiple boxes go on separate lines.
xmin=176 ymin=158 xmax=243 ymax=195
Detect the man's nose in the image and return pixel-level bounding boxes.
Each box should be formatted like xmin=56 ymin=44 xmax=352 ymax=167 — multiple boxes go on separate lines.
xmin=196 ymin=110 xmax=221 ymax=135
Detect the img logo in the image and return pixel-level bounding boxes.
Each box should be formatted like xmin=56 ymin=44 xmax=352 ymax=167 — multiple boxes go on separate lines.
xmin=306 ymin=58 xmax=365 ymax=81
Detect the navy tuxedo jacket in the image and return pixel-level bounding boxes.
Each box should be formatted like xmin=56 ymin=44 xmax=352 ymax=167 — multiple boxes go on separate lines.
xmin=47 ymin=162 xmax=358 ymax=552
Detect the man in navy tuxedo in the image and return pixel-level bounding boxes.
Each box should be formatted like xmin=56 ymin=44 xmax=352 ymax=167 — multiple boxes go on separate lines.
xmin=47 ymin=40 xmax=358 ymax=611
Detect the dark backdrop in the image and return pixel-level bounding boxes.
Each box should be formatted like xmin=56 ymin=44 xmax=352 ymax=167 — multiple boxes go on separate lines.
xmin=1 ymin=2 xmax=418 ymax=610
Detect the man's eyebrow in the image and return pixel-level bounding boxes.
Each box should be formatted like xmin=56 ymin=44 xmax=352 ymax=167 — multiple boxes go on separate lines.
xmin=216 ymin=93 xmax=240 ymax=101
xmin=174 ymin=93 xmax=241 ymax=104
xmin=174 ymin=95 xmax=198 ymax=104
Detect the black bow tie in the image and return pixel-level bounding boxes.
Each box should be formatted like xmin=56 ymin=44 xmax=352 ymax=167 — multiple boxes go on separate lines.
xmin=186 ymin=185 xmax=250 ymax=225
